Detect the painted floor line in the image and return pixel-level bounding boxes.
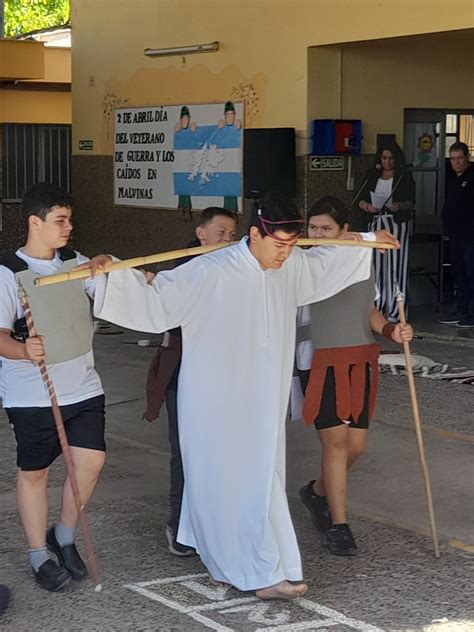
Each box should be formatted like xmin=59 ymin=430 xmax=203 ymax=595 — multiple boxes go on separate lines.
xmin=448 ymin=539 xmax=474 ymax=553
xmin=124 ymin=573 xmax=387 ymax=632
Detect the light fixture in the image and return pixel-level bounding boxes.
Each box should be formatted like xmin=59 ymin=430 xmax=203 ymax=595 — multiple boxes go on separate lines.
xmin=144 ymin=41 xmax=219 ymax=58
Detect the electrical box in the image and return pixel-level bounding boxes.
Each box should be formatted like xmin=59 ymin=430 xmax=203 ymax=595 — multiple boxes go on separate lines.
xmin=310 ymin=119 xmax=362 ymax=156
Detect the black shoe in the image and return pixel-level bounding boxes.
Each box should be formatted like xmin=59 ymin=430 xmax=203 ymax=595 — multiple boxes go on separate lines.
xmin=46 ymin=527 xmax=89 ymax=581
xmin=321 ymin=523 xmax=357 ymax=556
xmin=33 ymin=559 xmax=71 ymax=592
xmin=299 ymin=481 xmax=332 ymax=532
xmin=456 ymin=316 xmax=474 ymax=328
xmin=165 ymin=525 xmax=197 ymax=557
xmin=438 ymin=311 xmax=463 ymax=325
xmin=0 ymin=585 xmax=11 ymax=613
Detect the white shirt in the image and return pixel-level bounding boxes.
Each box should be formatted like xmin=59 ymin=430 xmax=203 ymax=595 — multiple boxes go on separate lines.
xmin=0 ymin=249 xmax=103 ymax=408
xmin=374 ymin=176 xmax=394 ymax=209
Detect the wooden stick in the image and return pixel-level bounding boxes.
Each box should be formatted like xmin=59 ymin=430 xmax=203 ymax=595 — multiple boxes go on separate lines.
xmin=18 ymin=283 xmax=103 ymax=591
xmin=35 ymin=238 xmax=395 ymax=287
xmin=396 ymin=287 xmax=440 ymax=559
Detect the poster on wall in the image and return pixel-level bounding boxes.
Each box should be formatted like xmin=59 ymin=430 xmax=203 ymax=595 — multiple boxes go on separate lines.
xmin=114 ymin=102 xmax=244 ymax=212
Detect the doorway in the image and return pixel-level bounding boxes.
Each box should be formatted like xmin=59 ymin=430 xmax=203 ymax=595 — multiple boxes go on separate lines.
xmin=403 ymin=108 xmax=474 ymax=305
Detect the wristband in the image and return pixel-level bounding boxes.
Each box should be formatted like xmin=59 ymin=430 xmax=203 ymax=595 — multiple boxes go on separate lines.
xmin=382 ymin=323 xmax=395 ymax=340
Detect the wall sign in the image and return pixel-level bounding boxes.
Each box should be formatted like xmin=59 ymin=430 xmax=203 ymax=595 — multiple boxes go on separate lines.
xmin=114 ymin=102 xmax=244 ymax=212
xmin=309 ymin=156 xmax=345 ymax=171
xmin=79 ymin=139 xmax=94 ymax=151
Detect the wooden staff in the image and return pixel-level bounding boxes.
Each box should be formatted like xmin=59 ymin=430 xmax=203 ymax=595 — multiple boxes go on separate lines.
xmin=17 ymin=282 xmax=103 ymax=591
xmin=396 ymin=286 xmax=440 ymax=559
xmin=34 ymin=238 xmax=396 ymax=287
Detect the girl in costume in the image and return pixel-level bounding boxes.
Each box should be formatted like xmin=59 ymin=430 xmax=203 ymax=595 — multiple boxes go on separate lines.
xmin=297 ymin=196 xmax=414 ymax=556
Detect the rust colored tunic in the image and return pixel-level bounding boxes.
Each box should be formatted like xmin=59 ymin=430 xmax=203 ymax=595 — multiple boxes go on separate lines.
xmin=300 ymin=274 xmax=380 ymax=426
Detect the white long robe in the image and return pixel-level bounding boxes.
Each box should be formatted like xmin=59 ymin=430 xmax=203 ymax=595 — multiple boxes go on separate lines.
xmin=94 ymin=237 xmax=373 ymax=590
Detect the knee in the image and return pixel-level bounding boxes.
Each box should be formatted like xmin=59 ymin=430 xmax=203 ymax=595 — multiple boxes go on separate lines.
xmin=18 ymin=467 xmax=49 ymax=485
xmin=84 ymin=451 xmax=106 ymax=479
xmin=349 ymin=446 xmax=365 ymax=461
xmin=324 ymin=437 xmax=348 ymax=453
xmin=349 ymin=444 xmax=366 ymax=461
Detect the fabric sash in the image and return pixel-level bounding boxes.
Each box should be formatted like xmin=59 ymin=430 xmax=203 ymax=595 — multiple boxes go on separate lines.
xmin=302 ymin=343 xmax=380 ymax=426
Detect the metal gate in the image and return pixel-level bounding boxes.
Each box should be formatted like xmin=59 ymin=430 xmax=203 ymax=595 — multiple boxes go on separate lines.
xmin=2 ymin=123 xmax=71 ymax=202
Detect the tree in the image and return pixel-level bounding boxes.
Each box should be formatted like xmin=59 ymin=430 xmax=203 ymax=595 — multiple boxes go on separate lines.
xmin=4 ymin=0 xmax=70 ymax=38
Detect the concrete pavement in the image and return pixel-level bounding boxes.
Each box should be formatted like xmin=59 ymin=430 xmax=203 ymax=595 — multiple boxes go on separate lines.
xmin=1 ymin=318 xmax=473 ymax=631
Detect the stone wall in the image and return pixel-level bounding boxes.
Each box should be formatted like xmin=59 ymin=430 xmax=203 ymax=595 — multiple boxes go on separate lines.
xmin=0 ymin=203 xmax=26 ymax=256
xmin=0 ymin=153 xmax=376 ymax=260
xmin=71 ymin=153 xmax=375 ymax=259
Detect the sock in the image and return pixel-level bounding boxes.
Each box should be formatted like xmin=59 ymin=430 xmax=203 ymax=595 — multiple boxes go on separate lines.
xmin=29 ymin=547 xmax=49 ymax=572
xmin=55 ymin=522 xmax=75 ymax=547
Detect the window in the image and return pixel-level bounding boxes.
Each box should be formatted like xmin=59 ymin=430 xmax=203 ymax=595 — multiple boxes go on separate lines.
xmin=2 ymin=124 xmax=71 ymax=201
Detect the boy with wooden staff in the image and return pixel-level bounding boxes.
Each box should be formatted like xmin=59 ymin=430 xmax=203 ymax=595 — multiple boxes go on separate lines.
xmin=0 ymin=183 xmax=105 ymax=592
xmin=73 ymin=192 xmax=398 ymax=599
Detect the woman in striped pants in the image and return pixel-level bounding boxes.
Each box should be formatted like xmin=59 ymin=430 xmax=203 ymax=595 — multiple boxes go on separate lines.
xmin=358 ymin=142 xmax=416 ymax=322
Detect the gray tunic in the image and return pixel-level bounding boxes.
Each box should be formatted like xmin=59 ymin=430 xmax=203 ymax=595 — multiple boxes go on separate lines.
xmin=309 ymin=274 xmax=376 ymax=350
xmin=16 ymin=259 xmax=94 ymax=365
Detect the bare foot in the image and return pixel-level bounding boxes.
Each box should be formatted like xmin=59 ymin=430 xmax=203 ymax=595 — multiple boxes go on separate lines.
xmin=209 ymin=575 xmax=230 ymax=588
xmin=256 ymin=580 xmax=308 ymax=600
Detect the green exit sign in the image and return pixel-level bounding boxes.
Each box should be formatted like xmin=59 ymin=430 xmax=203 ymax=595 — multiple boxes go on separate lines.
xmin=309 ymin=156 xmax=345 ymax=171
xmin=79 ymin=139 xmax=94 ymax=151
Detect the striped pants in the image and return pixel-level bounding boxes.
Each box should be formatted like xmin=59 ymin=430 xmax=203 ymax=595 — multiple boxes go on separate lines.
xmin=369 ymin=214 xmax=410 ymax=321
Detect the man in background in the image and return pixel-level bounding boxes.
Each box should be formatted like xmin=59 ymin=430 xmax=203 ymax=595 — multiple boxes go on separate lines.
xmin=440 ymin=142 xmax=474 ymax=328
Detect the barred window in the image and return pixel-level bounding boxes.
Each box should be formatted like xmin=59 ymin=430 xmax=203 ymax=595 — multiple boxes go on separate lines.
xmin=2 ymin=124 xmax=71 ymax=202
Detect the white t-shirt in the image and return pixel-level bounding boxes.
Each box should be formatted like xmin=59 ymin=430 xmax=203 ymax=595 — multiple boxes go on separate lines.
xmin=374 ymin=177 xmax=394 ymax=209
xmin=0 ymin=249 xmax=103 ymax=408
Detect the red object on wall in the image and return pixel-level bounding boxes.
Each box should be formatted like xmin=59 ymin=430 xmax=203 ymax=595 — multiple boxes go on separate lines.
xmin=335 ymin=122 xmax=355 ymax=153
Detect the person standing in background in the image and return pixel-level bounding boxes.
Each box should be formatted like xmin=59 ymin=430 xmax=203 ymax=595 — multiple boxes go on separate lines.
xmin=358 ymin=141 xmax=415 ymax=322
xmin=439 ymin=142 xmax=474 ymax=328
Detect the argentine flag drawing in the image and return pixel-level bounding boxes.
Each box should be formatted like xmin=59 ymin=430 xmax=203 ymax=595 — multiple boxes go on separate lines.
xmin=173 ymin=125 xmax=242 ymax=197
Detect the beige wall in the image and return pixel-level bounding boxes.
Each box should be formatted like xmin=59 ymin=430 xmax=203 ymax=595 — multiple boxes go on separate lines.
xmin=308 ymin=30 xmax=474 ymax=152
xmin=71 ymin=0 xmax=474 ymax=156
xmin=40 ymin=47 xmax=71 ymax=84
xmin=0 ymin=90 xmax=71 ymax=124
xmin=0 ymin=39 xmax=44 ymax=80
xmin=0 ymin=42 xmax=71 ymax=124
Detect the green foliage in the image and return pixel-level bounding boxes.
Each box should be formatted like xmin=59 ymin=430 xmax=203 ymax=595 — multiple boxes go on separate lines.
xmin=4 ymin=0 xmax=70 ymax=38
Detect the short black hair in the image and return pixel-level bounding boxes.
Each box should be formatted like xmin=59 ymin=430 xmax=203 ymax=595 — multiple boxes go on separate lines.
xmin=21 ymin=182 xmax=73 ymax=227
xmin=449 ymin=141 xmax=469 ymax=156
xmin=248 ymin=191 xmax=303 ymax=238
xmin=308 ymin=196 xmax=348 ymax=229
xmin=196 ymin=206 xmax=237 ymax=227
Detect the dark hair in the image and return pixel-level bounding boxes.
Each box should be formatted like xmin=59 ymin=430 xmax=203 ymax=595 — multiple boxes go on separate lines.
xmin=196 ymin=206 xmax=237 ymax=227
xmin=248 ymin=191 xmax=303 ymax=238
xmin=449 ymin=141 xmax=469 ymax=156
xmin=308 ymin=196 xmax=348 ymax=229
xmin=373 ymin=141 xmax=406 ymax=170
xmin=21 ymin=182 xmax=73 ymax=227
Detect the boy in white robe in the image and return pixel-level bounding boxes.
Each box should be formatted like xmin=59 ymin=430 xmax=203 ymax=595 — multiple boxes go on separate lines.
xmin=81 ymin=192 xmax=397 ymax=599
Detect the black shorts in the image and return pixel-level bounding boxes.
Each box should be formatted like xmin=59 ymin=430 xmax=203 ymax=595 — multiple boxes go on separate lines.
xmin=6 ymin=394 xmax=106 ymax=471
xmin=299 ymin=366 xmax=370 ymax=430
